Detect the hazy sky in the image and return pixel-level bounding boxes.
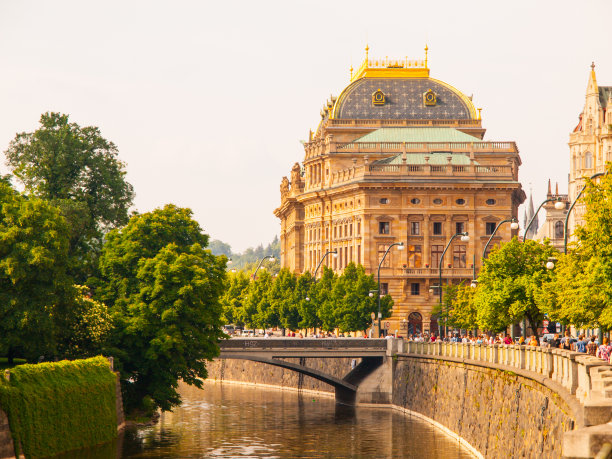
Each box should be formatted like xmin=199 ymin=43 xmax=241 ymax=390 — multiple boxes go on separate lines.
xmin=0 ymin=0 xmax=610 ymax=252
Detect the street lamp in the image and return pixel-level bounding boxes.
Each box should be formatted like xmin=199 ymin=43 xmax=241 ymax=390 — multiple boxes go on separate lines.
xmin=546 ymin=256 xmax=557 ymax=270
xmin=483 ymin=218 xmax=519 ymax=260
xmin=313 ymin=250 xmax=338 ymax=280
xmin=523 ymin=198 xmax=565 ymax=241
xmin=438 ymin=232 xmax=470 ymax=337
xmin=252 ymin=255 xmax=276 ymax=280
xmin=564 ymin=171 xmax=608 ymax=253
xmin=375 ymin=242 xmax=404 ymax=337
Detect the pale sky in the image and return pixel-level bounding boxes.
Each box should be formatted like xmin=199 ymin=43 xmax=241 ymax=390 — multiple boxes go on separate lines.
xmin=0 ymin=0 xmax=610 ymax=252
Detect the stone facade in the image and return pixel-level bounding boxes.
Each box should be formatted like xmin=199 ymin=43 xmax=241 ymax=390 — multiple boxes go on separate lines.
xmin=567 ymin=64 xmax=612 ymax=238
xmin=393 ymin=356 xmax=572 ymax=458
xmin=274 ymin=49 xmax=525 ymax=335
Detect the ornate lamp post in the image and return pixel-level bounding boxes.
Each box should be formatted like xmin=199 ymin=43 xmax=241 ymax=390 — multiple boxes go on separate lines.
xmin=483 ymin=218 xmax=519 ymax=260
xmin=523 ymin=199 xmax=565 ymax=241
xmin=252 ymin=255 xmax=276 ymax=280
xmin=564 ymin=171 xmax=607 ymax=254
xmin=438 ymin=232 xmax=470 ymax=337
xmin=312 ymin=250 xmax=338 ymax=280
xmin=374 ymin=242 xmax=404 ymax=337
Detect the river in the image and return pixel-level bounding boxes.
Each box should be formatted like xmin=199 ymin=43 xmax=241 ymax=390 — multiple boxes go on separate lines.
xmin=62 ymin=382 xmax=474 ymax=458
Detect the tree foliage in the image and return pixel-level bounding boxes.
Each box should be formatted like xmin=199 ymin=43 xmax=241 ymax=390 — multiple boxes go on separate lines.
xmin=4 ymin=112 xmax=134 ymax=280
xmin=473 ymin=237 xmax=558 ymax=336
xmin=220 ymin=262 xmax=392 ymax=334
xmin=0 ymin=181 xmax=73 ymax=361
xmin=94 ymin=205 xmax=226 ymax=412
xmin=543 ymin=165 xmax=612 ymax=329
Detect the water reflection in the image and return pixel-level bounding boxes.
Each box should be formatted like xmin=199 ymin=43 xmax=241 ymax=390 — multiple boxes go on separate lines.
xmin=117 ymin=382 xmax=473 ymax=459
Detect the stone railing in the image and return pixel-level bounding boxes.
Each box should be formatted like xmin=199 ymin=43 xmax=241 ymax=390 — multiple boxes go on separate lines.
xmin=325 ymin=161 xmax=515 ymax=188
xmin=336 ymin=140 xmax=517 ymax=153
xmin=401 ymin=341 xmax=612 ymax=402
xmin=399 ymin=341 xmax=612 ymax=458
xmin=325 ymin=118 xmax=482 ymax=128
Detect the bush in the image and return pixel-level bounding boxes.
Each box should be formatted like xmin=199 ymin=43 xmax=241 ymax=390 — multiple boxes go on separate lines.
xmin=0 ymin=356 xmax=118 ymax=458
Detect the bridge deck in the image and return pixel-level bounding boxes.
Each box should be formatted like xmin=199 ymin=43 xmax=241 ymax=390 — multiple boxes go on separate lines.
xmin=218 ymin=338 xmax=388 ymax=358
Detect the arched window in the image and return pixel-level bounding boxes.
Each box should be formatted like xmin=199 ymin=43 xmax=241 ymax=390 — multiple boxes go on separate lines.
xmin=407 ymin=312 xmax=423 ymax=336
xmin=554 ymin=221 xmax=564 ymax=239
xmin=585 ymin=152 xmax=593 ymax=169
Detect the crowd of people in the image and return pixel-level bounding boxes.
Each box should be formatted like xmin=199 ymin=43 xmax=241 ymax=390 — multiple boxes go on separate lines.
xmin=404 ymin=330 xmax=612 ymax=363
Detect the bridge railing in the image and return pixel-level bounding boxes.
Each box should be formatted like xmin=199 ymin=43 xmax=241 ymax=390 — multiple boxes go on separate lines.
xmin=220 ymin=338 xmax=388 ymax=351
xmin=401 ymin=341 xmax=612 ymax=403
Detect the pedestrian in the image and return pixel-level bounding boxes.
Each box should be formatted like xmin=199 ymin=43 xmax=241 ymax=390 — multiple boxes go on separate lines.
xmin=597 ymin=337 xmax=612 ymax=361
xmin=587 ymin=336 xmax=598 ymax=356
xmin=503 ymin=334 xmax=513 ymax=345
xmin=561 ymin=331 xmax=572 ymax=350
xmin=575 ymin=335 xmax=587 ymax=353
xmin=518 ymin=336 xmax=525 ymax=345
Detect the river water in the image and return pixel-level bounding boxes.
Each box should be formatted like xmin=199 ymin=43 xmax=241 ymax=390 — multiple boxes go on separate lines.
xmin=65 ymin=382 xmax=474 ymax=458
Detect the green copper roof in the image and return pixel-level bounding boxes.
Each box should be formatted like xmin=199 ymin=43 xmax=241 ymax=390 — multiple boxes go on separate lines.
xmin=372 ymin=152 xmax=474 ymax=166
xmin=353 ymin=127 xmax=482 ymax=143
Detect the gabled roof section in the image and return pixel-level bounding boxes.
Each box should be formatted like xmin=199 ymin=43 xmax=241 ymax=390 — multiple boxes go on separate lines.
xmin=353 ymin=127 xmax=482 ymax=143
xmin=372 ymin=152 xmax=474 ymax=166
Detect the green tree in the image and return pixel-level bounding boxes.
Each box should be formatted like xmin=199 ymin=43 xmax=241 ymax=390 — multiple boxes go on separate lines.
xmin=435 ymin=282 xmax=477 ymax=330
xmin=268 ymin=269 xmax=300 ymax=331
xmin=542 ymin=165 xmax=612 ymax=329
xmin=300 ymin=268 xmax=332 ymax=330
xmin=220 ymin=271 xmax=251 ymax=326
xmin=5 ymin=112 xmax=134 ymax=280
xmin=474 ymin=237 xmax=558 ymax=337
xmin=55 ymin=285 xmax=113 ymax=359
xmin=332 ymin=263 xmax=390 ymax=334
xmin=0 ymin=181 xmax=73 ymax=362
xmin=95 ymin=205 xmax=226 ymax=412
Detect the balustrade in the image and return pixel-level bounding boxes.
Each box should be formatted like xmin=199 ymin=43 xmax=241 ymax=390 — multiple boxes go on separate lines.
xmin=402 ymin=342 xmax=612 ymax=402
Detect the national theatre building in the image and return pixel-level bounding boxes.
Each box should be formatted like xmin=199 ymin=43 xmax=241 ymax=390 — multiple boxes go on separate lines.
xmin=274 ymin=48 xmax=525 ymax=335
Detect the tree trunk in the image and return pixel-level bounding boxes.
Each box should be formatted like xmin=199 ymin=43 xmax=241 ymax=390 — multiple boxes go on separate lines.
xmin=7 ymin=346 xmax=14 ymax=365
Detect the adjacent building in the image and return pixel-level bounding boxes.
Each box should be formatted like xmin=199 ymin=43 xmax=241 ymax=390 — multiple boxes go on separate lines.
xmin=567 ymin=64 xmax=612 ymax=237
xmin=274 ymin=48 xmax=525 ymax=335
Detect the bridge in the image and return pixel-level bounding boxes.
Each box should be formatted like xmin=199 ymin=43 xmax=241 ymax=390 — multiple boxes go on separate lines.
xmin=218 ymin=338 xmax=392 ymax=403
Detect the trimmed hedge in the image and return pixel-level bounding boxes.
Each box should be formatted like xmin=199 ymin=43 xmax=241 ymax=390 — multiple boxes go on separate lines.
xmin=0 ymin=356 xmax=118 ymax=458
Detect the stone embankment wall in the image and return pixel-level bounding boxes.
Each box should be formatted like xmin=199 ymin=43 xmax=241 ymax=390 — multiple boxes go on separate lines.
xmin=207 ymin=357 xmax=359 ymax=394
xmin=393 ymin=356 xmax=572 ymax=458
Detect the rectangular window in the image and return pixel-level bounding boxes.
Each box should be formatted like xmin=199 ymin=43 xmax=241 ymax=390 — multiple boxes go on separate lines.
xmin=380 ymin=283 xmax=388 ymax=296
xmin=357 ymin=245 xmax=361 ymax=264
xmin=344 ymin=225 xmax=348 ymax=237
xmin=350 ymin=224 xmax=353 ymax=236
xmin=379 ymin=221 xmax=390 ymax=234
xmin=453 ymin=245 xmax=467 ymax=268
xmin=378 ymin=244 xmax=391 ymax=268
xmin=455 ymin=222 xmax=465 ymax=234
xmin=431 ymin=245 xmax=444 ymax=268
xmin=410 ymin=221 xmax=420 ymax=236
xmin=407 ymin=245 xmax=422 ymax=268
xmin=433 ymin=222 xmax=443 ymax=235
xmin=411 ymin=283 xmax=420 ymax=296
xmin=486 ymin=222 xmax=496 ymax=235
xmin=339 ymin=247 xmax=343 ymax=268
xmin=339 ymin=226 xmax=342 ymax=238
xmin=334 ymin=227 xmax=337 ymax=239
xmin=350 ymin=247 xmax=353 ymax=263
xmin=344 ymin=247 xmax=348 ymax=267
xmin=326 ymin=227 xmax=329 ymax=240
xmin=357 ymin=222 xmax=361 ymax=235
